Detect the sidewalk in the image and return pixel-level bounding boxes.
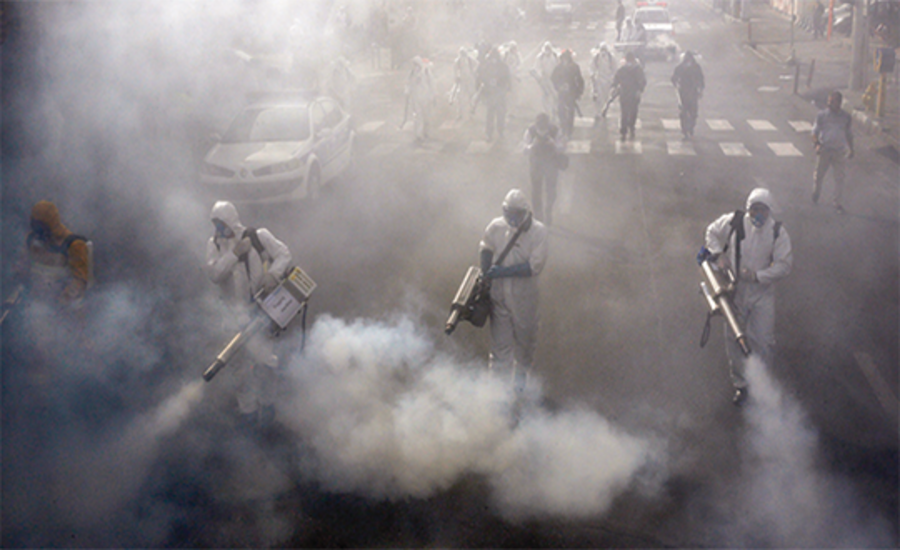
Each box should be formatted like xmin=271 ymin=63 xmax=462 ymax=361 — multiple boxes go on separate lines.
xmin=723 ymin=0 xmax=900 ymax=151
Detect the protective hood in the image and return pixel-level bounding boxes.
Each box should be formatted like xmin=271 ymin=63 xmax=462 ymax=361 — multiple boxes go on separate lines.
xmin=31 ymin=200 xmax=71 ymax=242
xmin=502 ymin=188 xmax=532 ymax=214
xmin=745 ymin=187 xmax=779 ymax=213
xmin=210 ymin=200 xmax=245 ymax=236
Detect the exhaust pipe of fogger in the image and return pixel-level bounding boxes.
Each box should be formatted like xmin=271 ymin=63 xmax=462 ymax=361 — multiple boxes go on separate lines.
xmin=203 ymin=315 xmax=270 ymax=382
xmin=699 ymin=259 xmax=751 ymax=357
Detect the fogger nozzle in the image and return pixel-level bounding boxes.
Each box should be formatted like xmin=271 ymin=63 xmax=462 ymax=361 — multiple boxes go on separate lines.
xmin=699 ymin=259 xmax=751 ymax=357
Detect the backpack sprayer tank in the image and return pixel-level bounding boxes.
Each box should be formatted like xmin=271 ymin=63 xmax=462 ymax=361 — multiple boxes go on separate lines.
xmin=203 ymin=266 xmax=316 ymax=382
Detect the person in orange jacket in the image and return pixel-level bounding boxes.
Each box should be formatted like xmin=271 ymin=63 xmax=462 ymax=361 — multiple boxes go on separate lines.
xmin=24 ymin=200 xmax=90 ymax=308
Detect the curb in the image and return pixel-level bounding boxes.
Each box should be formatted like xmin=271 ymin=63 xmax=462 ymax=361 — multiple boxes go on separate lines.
xmin=852 ymin=108 xmax=900 ymax=150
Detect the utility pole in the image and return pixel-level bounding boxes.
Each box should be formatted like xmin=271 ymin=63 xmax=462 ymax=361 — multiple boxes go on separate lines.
xmin=849 ymin=0 xmax=868 ymax=90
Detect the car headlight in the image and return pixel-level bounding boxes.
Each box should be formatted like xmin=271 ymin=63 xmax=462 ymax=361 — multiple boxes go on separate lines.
xmin=202 ymin=162 xmax=234 ymax=177
xmin=254 ymin=157 xmax=303 ymax=177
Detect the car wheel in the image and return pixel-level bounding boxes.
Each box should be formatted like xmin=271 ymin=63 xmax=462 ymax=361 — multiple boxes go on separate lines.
xmin=307 ymin=163 xmax=321 ymax=201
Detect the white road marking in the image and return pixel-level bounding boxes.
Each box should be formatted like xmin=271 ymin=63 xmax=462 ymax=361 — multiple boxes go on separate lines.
xmin=586 ymin=21 xmax=599 ymax=30
xmin=566 ymin=140 xmax=592 ymax=154
xmin=605 ymin=21 xmax=616 ymax=29
xmin=698 ymin=21 xmax=711 ymax=30
xmin=574 ymin=116 xmax=595 ymax=128
xmin=667 ymin=140 xmax=697 ymax=155
xmin=615 ymin=140 xmax=642 ymax=154
xmin=748 ymin=119 xmax=777 ymax=131
xmin=680 ymin=21 xmax=692 ymax=30
xmin=358 ymin=120 xmax=386 ymax=133
xmin=719 ymin=142 xmax=752 ymax=156
xmin=789 ymin=120 xmax=814 ymax=132
xmin=854 ymin=351 xmax=899 ymax=422
xmin=569 ymin=22 xmax=580 ymax=30
xmin=662 ymin=118 xmax=681 ymax=130
xmin=758 ymin=85 xmax=781 ymax=92
xmin=706 ymin=119 xmax=734 ymax=131
xmin=466 ymin=141 xmax=493 ymax=154
xmin=767 ymin=142 xmax=803 ymax=156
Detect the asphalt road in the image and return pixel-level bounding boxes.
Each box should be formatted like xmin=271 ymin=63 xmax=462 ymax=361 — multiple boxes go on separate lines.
xmin=1 ymin=0 xmax=897 ymax=547
xmin=259 ymin=0 xmax=899 ymax=545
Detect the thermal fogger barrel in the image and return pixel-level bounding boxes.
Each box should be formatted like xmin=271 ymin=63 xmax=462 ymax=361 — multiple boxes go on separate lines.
xmin=699 ymin=259 xmax=751 ymax=357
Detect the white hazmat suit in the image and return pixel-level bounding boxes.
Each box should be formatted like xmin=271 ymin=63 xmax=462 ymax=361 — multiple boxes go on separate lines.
xmin=405 ymin=56 xmax=436 ymax=141
xmin=705 ymin=188 xmax=792 ymax=391
xmin=205 ymin=200 xmax=293 ymax=419
xmin=534 ymin=42 xmax=560 ymax=124
xmin=480 ymin=190 xmax=549 ymax=391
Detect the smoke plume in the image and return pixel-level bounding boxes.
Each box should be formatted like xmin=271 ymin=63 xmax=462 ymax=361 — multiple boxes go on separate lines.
xmin=736 ymin=355 xmax=892 ymax=547
xmin=278 ymin=314 xmax=663 ymax=520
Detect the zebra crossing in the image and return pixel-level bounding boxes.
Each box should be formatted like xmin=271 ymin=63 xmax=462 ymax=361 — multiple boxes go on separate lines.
xmin=356 ymin=114 xmax=815 ymax=159
xmin=549 ymin=18 xmax=708 ymax=33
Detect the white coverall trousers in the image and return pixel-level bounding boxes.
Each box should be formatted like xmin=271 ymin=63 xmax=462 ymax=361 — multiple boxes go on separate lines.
xmin=725 ymin=282 xmax=776 ymax=389
xmin=489 ymin=283 xmax=539 ymax=392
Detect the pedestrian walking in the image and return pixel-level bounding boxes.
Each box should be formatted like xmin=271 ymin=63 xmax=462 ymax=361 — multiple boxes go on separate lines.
xmin=812 ymin=91 xmax=854 ymax=214
xmin=533 ymin=41 xmax=560 ymax=125
xmin=451 ymin=46 xmax=479 ymax=121
xmin=523 ymin=113 xmax=565 ymax=225
xmin=671 ymin=51 xmax=705 ymax=138
xmin=550 ymin=49 xmax=585 ymax=139
xmin=615 ymin=0 xmax=626 ymax=41
xmin=590 ymin=42 xmax=616 ymax=123
xmin=475 ymin=46 xmax=511 ymax=141
xmin=480 ymin=189 xmax=549 ymax=394
xmin=205 ymin=201 xmax=293 ymax=430
xmin=611 ymin=51 xmax=646 ymax=141
xmin=813 ymin=0 xmax=826 ymax=38
xmin=702 ymin=188 xmax=793 ymax=405
xmin=404 ymin=56 xmax=436 ymax=142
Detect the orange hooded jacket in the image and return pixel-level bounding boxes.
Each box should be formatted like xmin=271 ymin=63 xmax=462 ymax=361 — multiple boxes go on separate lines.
xmin=29 ymin=200 xmax=89 ymax=303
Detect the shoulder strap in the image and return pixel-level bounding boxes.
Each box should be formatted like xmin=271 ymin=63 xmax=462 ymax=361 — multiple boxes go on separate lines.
xmin=241 ymin=228 xmax=266 ymax=257
xmin=773 ymin=220 xmax=782 ymax=241
xmin=495 ymin=215 xmax=532 ymax=266
xmin=726 ymin=210 xmax=744 ymax=277
xmin=62 ymin=234 xmax=88 ymax=254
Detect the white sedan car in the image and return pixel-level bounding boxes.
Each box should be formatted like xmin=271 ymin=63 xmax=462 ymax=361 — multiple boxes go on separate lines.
xmin=200 ymin=94 xmax=354 ymax=203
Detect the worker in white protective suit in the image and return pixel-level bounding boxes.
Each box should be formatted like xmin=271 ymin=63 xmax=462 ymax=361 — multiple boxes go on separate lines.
xmin=205 ymin=200 xmax=293 ymax=428
xmin=480 ymin=189 xmax=549 ymax=393
xmin=589 ymin=42 xmax=616 ymax=122
xmin=533 ymin=42 xmax=559 ymax=125
xmin=405 ymin=55 xmax=436 ymax=142
xmin=704 ymin=188 xmax=792 ymax=405
xmin=451 ymin=46 xmax=478 ymax=121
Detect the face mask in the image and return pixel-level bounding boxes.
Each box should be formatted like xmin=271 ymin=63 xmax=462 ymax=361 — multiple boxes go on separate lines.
xmin=30 ymin=220 xmax=51 ymax=241
xmin=213 ymin=219 xmax=234 ymax=239
xmin=503 ymin=207 xmax=527 ymax=228
xmin=751 ymin=212 xmax=767 ymax=227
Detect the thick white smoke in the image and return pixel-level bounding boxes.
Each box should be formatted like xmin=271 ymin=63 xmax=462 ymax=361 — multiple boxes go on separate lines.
xmin=278 ymin=314 xmax=663 ymax=520
xmin=737 ymin=355 xmax=892 ymax=547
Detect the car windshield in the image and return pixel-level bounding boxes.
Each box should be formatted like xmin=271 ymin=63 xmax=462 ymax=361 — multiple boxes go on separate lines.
xmin=635 ymin=9 xmax=670 ymax=23
xmin=222 ymin=106 xmax=309 ymax=143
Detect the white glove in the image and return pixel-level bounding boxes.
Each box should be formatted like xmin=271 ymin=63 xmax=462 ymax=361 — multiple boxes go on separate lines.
xmin=232 ymin=237 xmax=252 ymax=256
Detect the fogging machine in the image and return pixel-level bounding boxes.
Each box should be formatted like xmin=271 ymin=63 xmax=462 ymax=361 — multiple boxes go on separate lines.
xmin=444 ymin=266 xmax=491 ymax=334
xmin=698 ymin=258 xmax=751 ymax=356
xmin=445 ymin=214 xmax=530 ymax=335
xmin=203 ymin=266 xmax=316 ymax=382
